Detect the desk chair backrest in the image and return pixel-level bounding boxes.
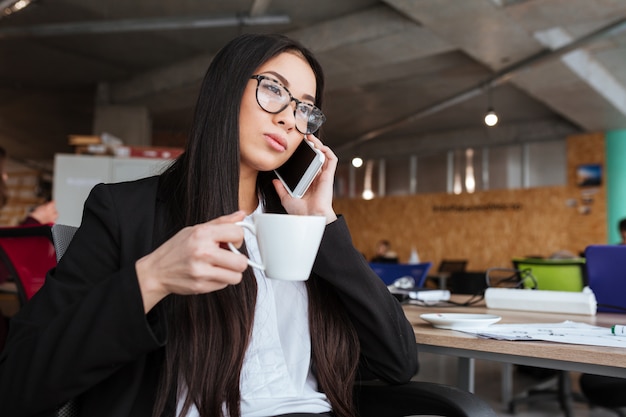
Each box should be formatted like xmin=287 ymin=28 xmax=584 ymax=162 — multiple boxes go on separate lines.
xmin=0 ymin=225 xmax=56 ymax=305
xmin=447 ymin=271 xmax=489 ymax=295
xmin=51 ymin=224 xmax=79 ymax=417
xmin=51 ymin=224 xmax=78 ymax=261
xmin=585 ymin=245 xmax=626 ymax=313
xmin=369 ymin=262 xmax=433 ymax=287
xmin=512 ymin=257 xmax=586 ymax=292
xmin=437 ymin=259 xmax=468 ymax=274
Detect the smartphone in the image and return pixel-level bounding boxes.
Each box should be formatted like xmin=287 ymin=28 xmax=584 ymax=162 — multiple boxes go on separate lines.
xmin=274 ymin=139 xmax=325 ymax=198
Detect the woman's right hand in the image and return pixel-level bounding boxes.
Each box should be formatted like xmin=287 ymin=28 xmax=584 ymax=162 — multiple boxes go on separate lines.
xmin=135 ymin=211 xmax=249 ymax=312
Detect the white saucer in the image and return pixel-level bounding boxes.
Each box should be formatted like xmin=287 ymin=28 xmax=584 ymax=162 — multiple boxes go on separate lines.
xmin=420 ymin=313 xmax=501 ymax=330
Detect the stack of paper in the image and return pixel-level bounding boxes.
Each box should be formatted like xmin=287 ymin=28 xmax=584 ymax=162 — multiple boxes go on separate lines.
xmin=460 ymin=321 xmax=626 ymax=348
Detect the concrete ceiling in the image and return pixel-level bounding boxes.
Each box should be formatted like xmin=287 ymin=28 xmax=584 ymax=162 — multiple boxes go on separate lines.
xmin=1 ymin=0 xmax=626 ymax=166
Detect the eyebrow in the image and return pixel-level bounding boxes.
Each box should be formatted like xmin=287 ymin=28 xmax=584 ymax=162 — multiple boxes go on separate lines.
xmin=263 ymin=70 xmax=316 ymax=103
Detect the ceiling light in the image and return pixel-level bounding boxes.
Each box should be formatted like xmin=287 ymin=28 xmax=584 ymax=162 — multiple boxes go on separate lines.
xmin=351 ymin=156 xmax=363 ymax=168
xmin=484 ymin=84 xmax=499 ymax=127
xmin=1 ymin=0 xmax=33 ymax=17
xmin=484 ymin=107 xmax=498 ymax=126
xmin=13 ymin=0 xmax=29 ymax=10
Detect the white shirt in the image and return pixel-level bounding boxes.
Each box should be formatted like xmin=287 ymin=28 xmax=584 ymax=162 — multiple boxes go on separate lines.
xmin=178 ymin=207 xmax=331 ymax=417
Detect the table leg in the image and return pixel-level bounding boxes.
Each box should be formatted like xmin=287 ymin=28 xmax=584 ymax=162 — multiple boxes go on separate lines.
xmin=457 ymin=357 xmax=475 ymax=392
xmin=438 ymin=275 xmax=448 ymax=290
xmin=501 ymin=363 xmax=513 ymax=409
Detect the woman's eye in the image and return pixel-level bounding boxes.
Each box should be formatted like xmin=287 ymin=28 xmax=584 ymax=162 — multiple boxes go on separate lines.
xmin=262 ymin=82 xmax=284 ymax=98
xmin=296 ymin=104 xmax=312 ymax=117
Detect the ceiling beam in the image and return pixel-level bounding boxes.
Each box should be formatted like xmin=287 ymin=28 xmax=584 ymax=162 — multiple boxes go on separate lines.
xmin=534 ymin=27 xmax=626 ymax=119
xmin=108 ymin=55 xmax=213 ymax=104
xmin=107 ymin=5 xmax=427 ymax=104
xmin=341 ymin=118 xmax=580 ymax=161
xmin=0 ymin=14 xmax=291 ymax=38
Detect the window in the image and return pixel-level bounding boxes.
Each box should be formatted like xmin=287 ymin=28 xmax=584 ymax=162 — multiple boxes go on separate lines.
xmin=385 ymin=156 xmax=411 ymax=196
xmin=416 ymin=152 xmax=447 ymax=194
xmin=334 ymin=139 xmax=566 ymax=199
xmin=488 ymin=145 xmax=522 ymax=190
xmin=526 ymin=140 xmax=566 ymax=187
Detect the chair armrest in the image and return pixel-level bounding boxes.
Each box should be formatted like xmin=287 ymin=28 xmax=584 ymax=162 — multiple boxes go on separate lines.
xmin=354 ymin=380 xmax=498 ymax=417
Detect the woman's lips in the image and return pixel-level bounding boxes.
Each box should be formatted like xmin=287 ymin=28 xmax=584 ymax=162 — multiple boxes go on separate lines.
xmin=265 ymin=134 xmax=287 ymax=152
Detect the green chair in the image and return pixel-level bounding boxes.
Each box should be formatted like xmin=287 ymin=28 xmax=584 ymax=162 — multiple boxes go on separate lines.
xmin=508 ymin=257 xmax=587 ymax=417
xmin=512 ymin=257 xmax=586 ymax=292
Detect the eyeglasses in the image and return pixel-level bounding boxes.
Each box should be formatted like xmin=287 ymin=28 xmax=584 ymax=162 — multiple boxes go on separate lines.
xmin=250 ymin=75 xmax=326 ymax=134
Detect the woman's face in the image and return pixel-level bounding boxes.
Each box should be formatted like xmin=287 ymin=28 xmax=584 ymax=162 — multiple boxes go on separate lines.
xmin=239 ymin=51 xmax=317 ymax=177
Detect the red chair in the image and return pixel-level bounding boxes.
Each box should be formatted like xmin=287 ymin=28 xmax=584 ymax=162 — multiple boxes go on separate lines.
xmin=0 ymin=225 xmax=56 ymax=306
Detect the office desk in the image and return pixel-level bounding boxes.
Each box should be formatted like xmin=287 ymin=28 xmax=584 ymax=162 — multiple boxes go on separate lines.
xmin=403 ymin=301 xmax=626 ymax=398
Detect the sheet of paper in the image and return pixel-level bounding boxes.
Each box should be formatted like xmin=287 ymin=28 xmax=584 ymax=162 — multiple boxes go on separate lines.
xmin=459 ymin=321 xmax=626 ymax=348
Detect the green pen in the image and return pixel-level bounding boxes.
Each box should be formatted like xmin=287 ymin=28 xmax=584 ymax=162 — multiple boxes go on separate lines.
xmin=611 ymin=325 xmax=625 ymax=335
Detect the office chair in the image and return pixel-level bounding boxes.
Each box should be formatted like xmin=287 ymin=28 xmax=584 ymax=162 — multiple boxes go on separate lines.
xmin=0 ymin=224 xmax=57 ymax=306
xmin=50 ymin=224 xmax=79 ymax=417
xmin=585 ymin=245 xmax=626 ymax=313
xmin=507 ymin=257 xmax=587 ymax=417
xmin=426 ymin=259 xmax=468 ymax=289
xmin=50 ymin=225 xmax=496 ymax=417
xmin=579 ymin=374 xmax=626 ymax=417
xmin=577 ymin=245 xmax=626 ymax=416
xmin=438 ymin=260 xmax=468 ymax=274
xmin=447 ymin=271 xmax=489 ymax=295
xmin=354 ymin=380 xmax=497 ymax=417
xmin=511 ymin=257 xmax=586 ymax=292
xmin=51 ymin=224 xmax=78 ymax=262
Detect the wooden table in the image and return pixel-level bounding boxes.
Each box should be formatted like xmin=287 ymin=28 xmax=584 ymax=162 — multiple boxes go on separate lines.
xmin=403 ymin=300 xmax=626 ymax=400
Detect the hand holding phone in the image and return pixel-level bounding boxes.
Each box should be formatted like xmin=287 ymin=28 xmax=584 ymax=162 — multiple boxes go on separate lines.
xmin=274 ymin=139 xmax=325 ymax=198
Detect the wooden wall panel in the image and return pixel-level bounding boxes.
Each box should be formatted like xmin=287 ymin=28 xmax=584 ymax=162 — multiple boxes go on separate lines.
xmin=334 ymin=133 xmax=607 ymax=271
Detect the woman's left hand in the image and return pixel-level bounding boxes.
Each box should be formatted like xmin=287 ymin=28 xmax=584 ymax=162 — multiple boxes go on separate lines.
xmin=273 ymin=134 xmax=338 ymax=224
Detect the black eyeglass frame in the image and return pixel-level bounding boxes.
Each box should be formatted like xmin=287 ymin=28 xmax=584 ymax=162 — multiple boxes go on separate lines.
xmin=250 ymin=75 xmax=326 ymax=134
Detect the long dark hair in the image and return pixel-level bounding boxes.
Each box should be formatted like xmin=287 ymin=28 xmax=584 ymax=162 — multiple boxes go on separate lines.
xmin=153 ymin=34 xmax=359 ymax=417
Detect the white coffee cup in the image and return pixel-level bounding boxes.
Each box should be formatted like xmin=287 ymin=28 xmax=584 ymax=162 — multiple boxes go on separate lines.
xmin=228 ymin=213 xmax=326 ymax=281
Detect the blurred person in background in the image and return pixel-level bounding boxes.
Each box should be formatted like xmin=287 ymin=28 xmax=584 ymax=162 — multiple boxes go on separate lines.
xmin=370 ymin=239 xmax=399 ymax=263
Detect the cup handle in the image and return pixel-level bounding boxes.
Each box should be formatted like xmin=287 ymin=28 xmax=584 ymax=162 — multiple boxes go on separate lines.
xmin=228 ymin=221 xmax=265 ymax=270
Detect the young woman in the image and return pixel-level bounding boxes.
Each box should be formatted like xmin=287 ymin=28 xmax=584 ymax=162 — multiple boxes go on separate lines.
xmin=0 ymin=33 xmax=417 ymax=417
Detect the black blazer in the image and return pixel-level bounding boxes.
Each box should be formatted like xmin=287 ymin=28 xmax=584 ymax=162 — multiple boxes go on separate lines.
xmin=0 ymin=176 xmax=418 ymax=417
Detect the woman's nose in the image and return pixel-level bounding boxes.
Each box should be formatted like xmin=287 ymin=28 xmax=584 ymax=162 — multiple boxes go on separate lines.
xmin=275 ymin=101 xmax=297 ymax=131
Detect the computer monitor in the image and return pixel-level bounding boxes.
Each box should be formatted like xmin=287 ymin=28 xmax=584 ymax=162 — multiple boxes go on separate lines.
xmin=369 ymin=262 xmax=432 ymax=287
